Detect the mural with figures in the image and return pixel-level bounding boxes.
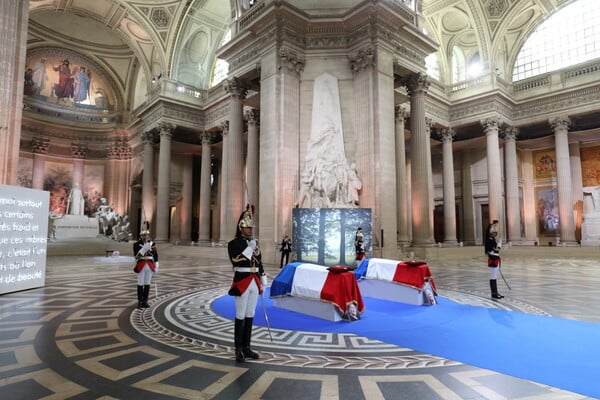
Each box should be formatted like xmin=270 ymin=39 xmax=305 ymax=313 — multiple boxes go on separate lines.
xmin=533 ymin=150 xmax=556 ymax=179
xmin=17 ymin=157 xmax=105 ymax=216
xmin=24 ymin=50 xmax=116 ymax=109
xmin=536 ymin=187 xmax=559 ymax=235
xmin=581 ymin=145 xmax=600 ymax=187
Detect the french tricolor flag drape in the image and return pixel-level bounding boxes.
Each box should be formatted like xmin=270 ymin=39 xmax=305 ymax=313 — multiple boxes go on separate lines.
xmin=271 ymin=262 xmax=365 ymax=317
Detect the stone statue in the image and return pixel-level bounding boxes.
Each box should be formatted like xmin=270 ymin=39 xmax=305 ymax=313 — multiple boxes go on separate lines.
xmin=67 ymin=183 xmax=85 ymax=215
xmin=583 ymin=186 xmax=600 ymax=214
xmin=295 ymin=72 xmax=361 ymax=208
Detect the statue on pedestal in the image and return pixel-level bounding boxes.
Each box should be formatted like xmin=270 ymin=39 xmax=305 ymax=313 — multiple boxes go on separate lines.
xmin=295 ymin=72 xmax=362 ymax=208
xmin=67 ymin=183 xmax=85 ymax=215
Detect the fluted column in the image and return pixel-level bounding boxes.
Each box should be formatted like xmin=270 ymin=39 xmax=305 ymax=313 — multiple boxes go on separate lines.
xmin=141 ymin=131 xmax=155 ymax=230
xmin=550 ymin=116 xmax=576 ymax=244
xmin=503 ymin=127 xmax=521 ymax=243
xmin=198 ymin=132 xmax=212 ymax=242
xmin=395 ymin=105 xmax=409 ymax=245
xmin=405 ymin=73 xmax=434 ymax=247
xmin=569 ymin=141 xmax=583 ymax=242
xmin=180 ymin=154 xmax=193 ymax=244
xmin=31 ymin=137 xmax=49 ymax=190
xmin=441 ymin=128 xmax=457 ymax=244
xmin=482 ymin=118 xmax=503 ymax=234
xmin=245 ymin=108 xmax=259 ymax=235
xmin=155 ymin=123 xmax=174 ymax=242
xmin=218 ymin=121 xmax=229 ymax=242
xmin=0 ymin=0 xmax=27 ymax=185
xmin=222 ymin=78 xmax=247 ymax=240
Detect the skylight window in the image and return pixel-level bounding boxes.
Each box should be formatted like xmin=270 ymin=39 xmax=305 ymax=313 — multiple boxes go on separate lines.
xmin=512 ymin=0 xmax=600 ymax=81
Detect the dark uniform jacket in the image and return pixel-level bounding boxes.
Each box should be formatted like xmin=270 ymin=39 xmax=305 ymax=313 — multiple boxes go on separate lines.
xmin=133 ymin=238 xmax=158 ymax=272
xmin=227 ymin=236 xmax=264 ymax=296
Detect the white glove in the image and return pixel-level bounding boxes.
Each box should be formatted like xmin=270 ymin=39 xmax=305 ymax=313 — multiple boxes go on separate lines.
xmin=261 ymin=274 xmax=268 ymax=287
xmin=140 ymin=242 xmax=152 ymax=255
xmin=497 ymin=239 xmax=502 ymax=248
xmin=247 ymin=239 xmax=257 ymax=251
xmin=154 ymin=261 xmax=159 ymax=274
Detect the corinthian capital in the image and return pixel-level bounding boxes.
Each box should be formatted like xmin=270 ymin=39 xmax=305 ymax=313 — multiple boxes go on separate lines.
xmin=441 ymin=128 xmax=456 ymax=143
xmin=71 ymin=143 xmax=87 ymax=159
xmin=220 ymin=120 xmax=229 ymax=135
xmin=278 ymin=48 xmax=305 ymax=75
xmin=244 ymin=108 xmax=259 ymax=126
xmin=141 ymin=130 xmax=156 ymax=145
xmin=159 ymin=122 xmax=175 ymax=138
xmin=349 ymin=47 xmax=376 ymax=73
xmin=395 ymin=105 xmax=408 ymax=121
xmin=200 ymin=131 xmax=213 ymax=145
xmin=403 ymin=72 xmax=429 ymax=96
xmin=481 ymin=117 xmax=503 ymax=134
xmin=32 ymin=137 xmax=50 ymax=154
xmin=504 ymin=126 xmax=519 ymax=141
xmin=549 ymin=116 xmax=571 ymax=132
xmin=223 ymin=77 xmax=248 ymax=100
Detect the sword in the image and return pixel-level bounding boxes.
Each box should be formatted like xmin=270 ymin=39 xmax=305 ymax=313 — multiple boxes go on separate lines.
xmin=155 ymin=281 xmax=158 ymax=298
xmin=260 ymin=292 xmax=273 ymax=343
xmin=499 ymin=260 xmax=512 ymax=290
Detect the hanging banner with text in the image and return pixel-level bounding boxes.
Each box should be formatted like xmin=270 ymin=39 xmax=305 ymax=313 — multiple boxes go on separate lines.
xmin=0 ymin=185 xmax=49 ymax=294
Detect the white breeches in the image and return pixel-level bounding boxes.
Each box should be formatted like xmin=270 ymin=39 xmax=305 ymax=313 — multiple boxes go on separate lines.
xmin=489 ymin=266 xmax=499 ymax=280
xmin=137 ymin=263 xmax=155 ymax=285
xmin=234 ymin=279 xmax=258 ymax=319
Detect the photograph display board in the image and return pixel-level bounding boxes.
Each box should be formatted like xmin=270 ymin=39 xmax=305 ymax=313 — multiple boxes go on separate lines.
xmin=0 ymin=185 xmax=49 ymax=294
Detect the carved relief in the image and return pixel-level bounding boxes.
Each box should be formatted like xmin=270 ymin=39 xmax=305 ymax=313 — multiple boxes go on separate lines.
xmin=278 ymin=48 xmax=305 ymax=75
xmin=349 ymin=47 xmax=376 ymax=73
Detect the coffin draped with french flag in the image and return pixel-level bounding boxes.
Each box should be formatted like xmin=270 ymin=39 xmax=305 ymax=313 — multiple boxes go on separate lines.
xmin=354 ymin=258 xmax=438 ymax=291
xmin=270 ymin=262 xmax=365 ymax=319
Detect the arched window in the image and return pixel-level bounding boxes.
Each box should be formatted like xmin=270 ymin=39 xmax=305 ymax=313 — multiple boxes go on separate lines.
xmin=512 ymin=0 xmax=600 ymax=81
xmin=210 ymin=29 xmax=232 ymax=87
xmin=452 ymin=47 xmax=466 ymax=83
xmin=425 ymin=53 xmax=440 ymax=81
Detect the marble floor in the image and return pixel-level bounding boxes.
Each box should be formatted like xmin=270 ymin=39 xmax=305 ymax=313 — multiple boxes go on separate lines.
xmin=1 ymin=239 xmax=599 ymax=400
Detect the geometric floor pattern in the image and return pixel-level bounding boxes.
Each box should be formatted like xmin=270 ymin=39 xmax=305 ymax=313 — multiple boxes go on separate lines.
xmin=0 ymin=239 xmax=597 ymax=399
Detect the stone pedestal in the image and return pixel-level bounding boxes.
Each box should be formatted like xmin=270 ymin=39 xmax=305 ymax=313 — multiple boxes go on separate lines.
xmin=581 ymin=213 xmax=600 ymax=246
xmin=52 ymin=215 xmax=99 ymax=239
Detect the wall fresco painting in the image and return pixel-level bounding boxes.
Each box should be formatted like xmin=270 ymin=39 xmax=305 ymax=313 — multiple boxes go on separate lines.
xmin=581 ymin=145 xmax=600 ymax=187
xmin=533 ymin=149 xmax=556 ymax=179
xmin=536 ymin=187 xmax=559 ymax=235
xmin=44 ymin=160 xmax=72 ymax=215
xmin=83 ymin=164 xmax=105 ymax=215
xmin=24 ymin=51 xmax=115 ymax=109
xmin=17 ymin=156 xmax=33 ymax=188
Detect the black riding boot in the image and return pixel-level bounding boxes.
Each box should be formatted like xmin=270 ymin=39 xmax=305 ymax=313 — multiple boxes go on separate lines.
xmin=141 ymin=285 xmax=150 ymax=308
xmin=242 ymin=317 xmax=260 ymax=359
xmin=136 ymin=285 xmax=144 ymax=308
xmin=490 ymin=279 xmax=504 ymax=299
xmin=234 ymin=318 xmax=246 ymax=362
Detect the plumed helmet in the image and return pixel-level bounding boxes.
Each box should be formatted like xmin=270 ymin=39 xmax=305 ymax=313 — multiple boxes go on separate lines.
xmin=238 ymin=209 xmax=254 ymax=229
xmin=140 ymin=230 xmax=151 ymax=236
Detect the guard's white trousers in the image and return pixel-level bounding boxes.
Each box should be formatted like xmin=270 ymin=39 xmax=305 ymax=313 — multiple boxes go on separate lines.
xmin=234 ymin=279 xmax=258 ymax=319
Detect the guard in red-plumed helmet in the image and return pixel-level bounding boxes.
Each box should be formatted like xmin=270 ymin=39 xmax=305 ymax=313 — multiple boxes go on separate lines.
xmin=484 ymin=223 xmax=504 ymax=299
xmin=133 ymin=229 xmax=159 ymax=308
xmin=227 ymin=206 xmax=266 ymax=362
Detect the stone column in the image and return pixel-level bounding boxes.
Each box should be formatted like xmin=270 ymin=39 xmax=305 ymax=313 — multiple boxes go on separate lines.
xmin=441 ymin=128 xmax=457 ymax=244
xmin=503 ymin=127 xmax=521 ymax=243
xmin=141 ymin=130 xmax=155 ymax=230
xmin=155 ymin=122 xmax=174 ymax=242
xmin=31 ymin=137 xmax=49 ymax=190
xmin=180 ymin=154 xmax=193 ymax=244
xmin=569 ymin=141 xmax=583 ymax=242
xmin=218 ymin=121 xmax=229 ymax=242
xmin=405 ymin=73 xmax=434 ymax=247
xmin=550 ymin=116 xmax=576 ymax=244
xmin=482 ymin=118 xmax=503 ymax=234
xmin=198 ymin=132 xmax=212 ymax=242
xmin=105 ymin=136 xmax=132 ymax=215
xmin=245 ymin=108 xmax=259 ymax=234
xmin=222 ymin=78 xmax=247 ymax=241
xmin=461 ymin=150 xmax=475 ymax=245
xmin=71 ymin=143 xmax=86 ymax=193
xmin=0 ymin=0 xmax=27 ymax=185
xmin=395 ymin=105 xmax=409 ymax=245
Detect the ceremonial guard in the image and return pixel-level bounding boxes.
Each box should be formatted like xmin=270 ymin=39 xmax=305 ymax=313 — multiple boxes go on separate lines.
xmin=354 ymin=227 xmax=366 ymax=265
xmin=485 ymin=224 xmax=504 ymax=299
xmin=227 ymin=206 xmax=267 ymax=362
xmin=133 ymin=230 xmax=159 ymax=308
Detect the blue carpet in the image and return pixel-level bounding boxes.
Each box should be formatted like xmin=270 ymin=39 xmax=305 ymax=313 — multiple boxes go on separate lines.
xmin=212 ymin=289 xmax=600 ymax=398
